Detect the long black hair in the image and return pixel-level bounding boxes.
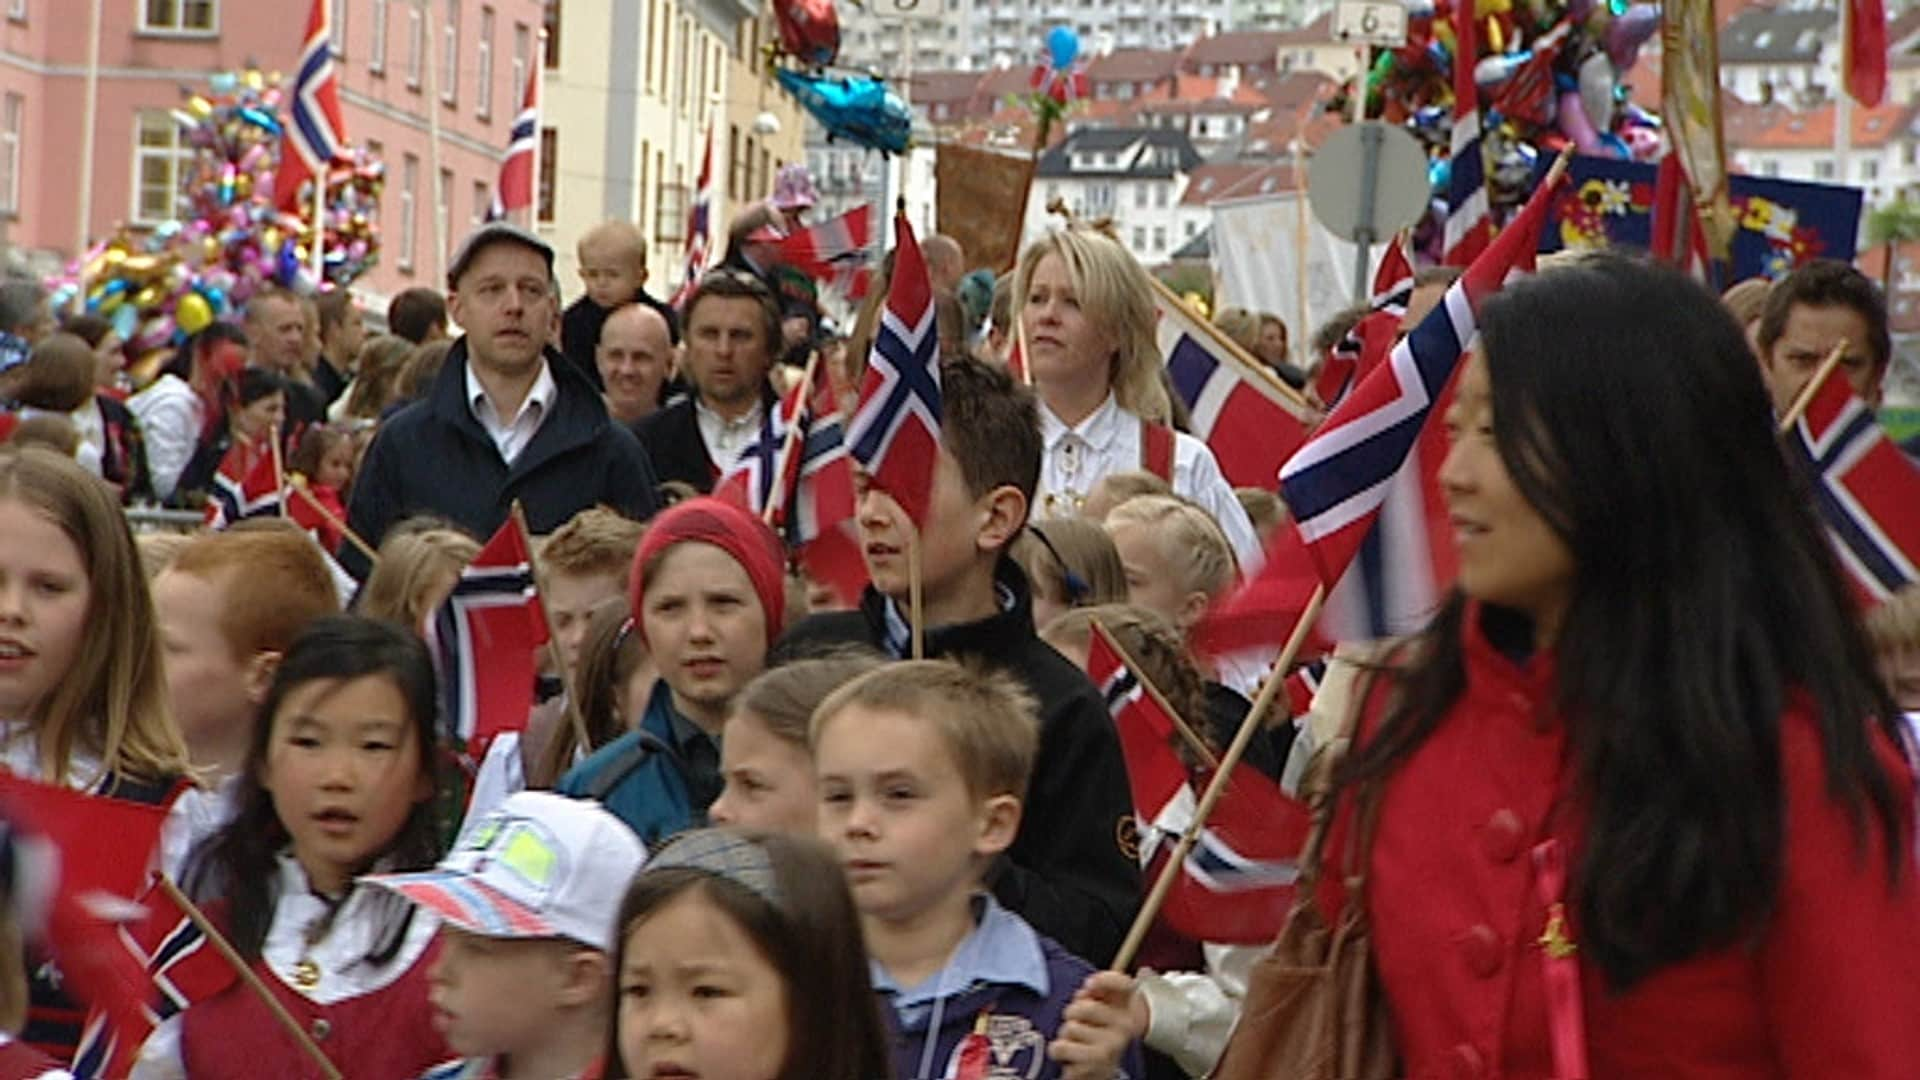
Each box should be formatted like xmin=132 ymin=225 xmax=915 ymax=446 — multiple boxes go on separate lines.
xmin=1343 ymin=254 xmax=1911 ymax=989
xmin=182 ymin=615 xmax=447 ymax=963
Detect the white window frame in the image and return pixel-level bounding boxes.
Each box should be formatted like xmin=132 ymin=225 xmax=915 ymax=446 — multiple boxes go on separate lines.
xmin=400 ymin=153 xmax=420 ymax=272
xmin=476 ymin=7 xmax=495 ymax=119
xmin=130 ymin=109 xmax=191 ymax=226
xmin=7 ymin=0 xmax=26 ymax=23
xmin=370 ymin=0 xmax=389 ymax=73
xmin=407 ymin=4 xmax=426 ymax=90
xmin=441 ymin=0 xmax=460 ymax=105
xmin=511 ymin=23 xmax=530 ymax=105
xmin=330 ymin=0 xmax=346 ymax=53
xmin=437 ymin=167 xmax=454 ymax=264
xmin=0 ymin=93 xmax=19 ymax=216
xmin=139 ymin=0 xmax=217 ymax=34
xmin=472 ymin=179 xmax=489 ymax=225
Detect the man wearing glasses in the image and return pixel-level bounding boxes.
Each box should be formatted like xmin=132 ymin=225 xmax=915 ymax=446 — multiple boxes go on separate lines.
xmin=344 ymin=223 xmax=661 ymax=575
xmin=631 ymin=268 xmax=782 ymax=495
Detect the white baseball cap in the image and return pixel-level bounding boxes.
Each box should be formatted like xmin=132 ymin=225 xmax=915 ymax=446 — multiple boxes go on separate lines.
xmin=364 ymin=791 xmax=645 ymax=951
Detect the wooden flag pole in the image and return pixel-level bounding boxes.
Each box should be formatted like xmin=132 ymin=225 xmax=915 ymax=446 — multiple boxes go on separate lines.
xmin=268 ymin=423 xmax=288 ymax=518
xmin=154 ymin=875 xmax=343 ymax=1080
xmin=510 ymin=501 xmax=593 ymax=758
xmin=1090 ymin=618 xmax=1217 ymax=770
xmin=1110 ymin=581 xmax=1327 ymax=972
xmin=1777 ymin=341 xmax=1850 ymax=435
xmin=1014 ymin=294 xmax=1035 ymax=387
xmin=763 ymin=347 xmax=823 ymax=527
xmin=906 ymin=524 xmax=925 ymax=660
xmin=290 ymin=483 xmax=379 ymax=565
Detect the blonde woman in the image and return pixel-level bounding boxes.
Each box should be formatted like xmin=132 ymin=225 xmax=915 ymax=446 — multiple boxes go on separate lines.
xmin=1014 ymin=228 xmax=1261 ymax=568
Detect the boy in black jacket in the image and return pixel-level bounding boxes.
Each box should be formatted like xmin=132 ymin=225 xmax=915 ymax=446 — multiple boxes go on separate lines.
xmin=777 ymin=355 xmax=1141 ymax=965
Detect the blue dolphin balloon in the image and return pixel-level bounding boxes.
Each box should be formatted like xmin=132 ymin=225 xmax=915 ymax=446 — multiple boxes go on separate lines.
xmin=775 ymin=68 xmax=912 ymax=156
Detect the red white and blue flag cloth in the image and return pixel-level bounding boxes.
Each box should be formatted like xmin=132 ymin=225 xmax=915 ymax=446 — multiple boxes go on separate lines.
xmin=1444 ymin=0 xmax=1492 ymax=267
xmin=275 ymin=0 xmax=349 ymax=215
xmin=487 ymin=59 xmax=542 ymax=221
xmin=1195 ymin=163 xmax=1562 ymax=655
xmin=1784 ymin=370 xmax=1920 ymax=607
xmin=424 ymin=520 xmax=551 ymax=763
xmin=1159 ymin=296 xmax=1312 ymax=490
xmin=1315 ymin=235 xmax=1415 ymax=410
xmin=716 ymin=359 xmax=857 ymax=548
xmin=772 ymin=204 xmax=877 ymax=302
xmin=203 ymin=435 xmax=282 ymax=530
xmin=846 ymin=213 xmax=942 ymax=529
xmin=70 ymin=877 xmax=235 ymax=1080
xmin=672 ymin=124 xmax=716 ymax=307
xmin=1088 ymin=626 xmax=1311 ymax=945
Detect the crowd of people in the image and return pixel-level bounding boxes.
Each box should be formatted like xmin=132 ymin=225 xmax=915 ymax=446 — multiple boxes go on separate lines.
xmin=0 ymin=165 xmax=1916 ymax=1080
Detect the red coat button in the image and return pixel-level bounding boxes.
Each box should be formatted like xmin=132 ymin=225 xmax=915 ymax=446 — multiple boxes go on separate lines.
xmin=1460 ymin=923 xmax=1504 ymax=978
xmin=1482 ymin=808 xmax=1524 ymax=863
xmin=1449 ymin=1042 xmax=1486 ymax=1077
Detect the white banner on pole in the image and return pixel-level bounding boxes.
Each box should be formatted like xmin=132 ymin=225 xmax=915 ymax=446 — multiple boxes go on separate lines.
xmin=1210 ymin=193 xmax=1370 ymax=362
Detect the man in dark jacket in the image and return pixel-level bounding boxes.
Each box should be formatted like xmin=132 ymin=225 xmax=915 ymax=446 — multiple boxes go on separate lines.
xmin=775 ymin=356 xmax=1140 ymax=966
xmin=345 ymin=223 xmax=660 ymax=575
xmin=632 ymin=268 xmax=778 ymax=495
xmin=560 ymin=220 xmax=679 ymax=392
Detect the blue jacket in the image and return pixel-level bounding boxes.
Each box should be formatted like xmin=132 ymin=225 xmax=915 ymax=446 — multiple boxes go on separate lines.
xmin=555 ymin=681 xmax=703 ymax=848
xmin=342 ymin=337 xmax=660 ymax=576
xmin=877 ymin=896 xmax=1142 ymax=1080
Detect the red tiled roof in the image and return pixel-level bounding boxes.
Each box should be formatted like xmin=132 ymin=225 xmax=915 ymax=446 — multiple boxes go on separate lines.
xmin=1181 ymin=30 xmax=1285 ymax=70
xmin=1253 ymin=71 xmax=1337 ymax=111
xmin=909 ymin=70 xmax=986 ymax=107
xmin=1133 ymin=76 xmax=1272 ymax=113
xmin=1728 ymin=101 xmax=1916 ymax=150
xmin=1274 ymin=13 xmax=1335 ymax=46
xmin=1240 ymin=108 xmax=1343 ymax=158
xmin=1088 ymin=48 xmax=1182 ymax=83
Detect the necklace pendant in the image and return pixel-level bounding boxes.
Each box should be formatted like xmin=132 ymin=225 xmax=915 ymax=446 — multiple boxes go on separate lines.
xmin=292 ymin=957 xmax=321 ymax=991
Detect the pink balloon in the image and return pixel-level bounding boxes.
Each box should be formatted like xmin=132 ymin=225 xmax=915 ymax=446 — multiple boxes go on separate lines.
xmin=1557 ymin=89 xmax=1602 ymax=155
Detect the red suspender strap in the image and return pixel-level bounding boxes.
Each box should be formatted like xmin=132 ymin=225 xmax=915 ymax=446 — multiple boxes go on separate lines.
xmin=1140 ymin=420 xmax=1175 ymax=483
xmin=1532 ymin=838 xmax=1590 ymax=1079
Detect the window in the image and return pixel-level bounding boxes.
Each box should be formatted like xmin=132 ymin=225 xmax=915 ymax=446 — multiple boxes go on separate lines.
xmin=538 ymin=127 xmax=557 ymax=222
xmin=330 ymin=0 xmax=346 ymax=52
xmin=1814 ymin=159 xmax=1835 ymax=180
xmin=442 ymin=0 xmax=461 ymax=105
xmin=370 ymin=0 xmax=388 ymax=73
xmin=476 ymin=8 xmax=494 ymax=118
xmin=1132 ymin=226 xmax=1146 ymax=250
xmin=544 ymin=0 xmax=561 ymax=67
xmin=638 ymin=140 xmax=650 ymax=237
xmin=1184 ymin=219 xmax=1197 ymax=238
xmin=1152 ymin=226 xmax=1166 ymax=252
xmin=399 ymin=153 xmax=419 ymax=272
xmin=141 ymin=0 xmax=216 ymax=32
xmin=6 ymin=0 xmax=23 ymax=22
xmin=1155 ymin=184 xmax=1167 ymax=208
xmin=407 ymin=4 xmax=425 ymax=89
xmin=1864 ymin=159 xmax=1880 ymax=181
xmin=728 ymin=125 xmax=742 ymax=200
xmin=1134 ymin=183 xmax=1147 ymax=208
xmin=132 ymin=110 xmax=191 ymax=224
xmin=676 ymin=17 xmax=691 ymax=114
xmin=472 ymin=179 xmax=489 ymax=225
xmin=656 ymin=175 xmax=687 ymax=244
xmin=1761 ymin=159 xmax=1780 ymax=178
xmin=512 ymin=24 xmax=529 ymax=101
xmin=0 ymin=93 xmax=19 ymax=216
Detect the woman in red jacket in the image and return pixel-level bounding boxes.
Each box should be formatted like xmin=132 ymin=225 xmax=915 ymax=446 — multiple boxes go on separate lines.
xmin=1335 ymin=254 xmax=1920 ymax=1078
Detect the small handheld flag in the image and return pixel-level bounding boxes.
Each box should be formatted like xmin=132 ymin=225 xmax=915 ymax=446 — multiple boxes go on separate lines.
xmin=845 ymin=213 xmax=942 ymax=528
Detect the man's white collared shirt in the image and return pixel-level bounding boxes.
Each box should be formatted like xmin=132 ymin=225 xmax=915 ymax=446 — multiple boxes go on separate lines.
xmin=695 ymin=397 xmax=766 ymax=469
xmin=467 ymin=359 xmax=557 ymax=466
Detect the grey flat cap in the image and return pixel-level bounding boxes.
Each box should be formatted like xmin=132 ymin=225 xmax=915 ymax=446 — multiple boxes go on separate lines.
xmin=446 ymin=221 xmax=555 ymax=291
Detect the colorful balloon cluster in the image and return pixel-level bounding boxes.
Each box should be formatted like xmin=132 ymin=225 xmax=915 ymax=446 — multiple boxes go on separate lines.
xmin=1020 ymin=26 xmax=1091 ymax=150
xmin=46 ymin=66 xmax=382 ymax=381
xmin=1368 ymin=0 xmax=1662 ymax=260
xmin=765 ymin=0 xmax=917 ymax=156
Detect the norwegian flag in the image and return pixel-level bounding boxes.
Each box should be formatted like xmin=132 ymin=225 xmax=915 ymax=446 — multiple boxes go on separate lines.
xmin=772 ymin=204 xmax=877 ymax=302
xmin=1159 ymin=296 xmax=1312 ymax=489
xmin=845 ymin=213 xmax=942 ymax=528
xmin=1315 ymin=237 xmax=1414 ymax=410
xmin=672 ymin=124 xmax=716 ymax=308
xmin=275 ymin=0 xmax=349 ymax=215
xmin=1488 ymin=19 xmax=1572 ymax=129
xmin=1445 ymin=0 xmax=1492 ymax=267
xmin=1088 ymin=627 xmax=1311 ymax=945
xmin=70 ymin=878 xmax=237 ymax=1080
xmin=716 ymin=361 xmax=857 ymax=547
xmin=424 ymin=520 xmax=551 ymax=763
xmin=1784 ymin=371 xmax=1920 ymax=607
xmin=1649 ymin=154 xmax=1711 ymax=281
xmin=487 ymin=60 xmax=541 ymax=221
xmin=204 ymin=436 xmax=282 ymax=530
xmin=1195 ymin=162 xmax=1562 ymax=655
xmin=0 ymin=773 xmax=174 ymax=1065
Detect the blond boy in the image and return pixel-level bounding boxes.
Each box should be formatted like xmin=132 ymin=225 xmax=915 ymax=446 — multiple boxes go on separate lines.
xmin=813 ymin=661 xmax=1140 ymax=1080
xmin=561 ymin=221 xmax=679 ymax=394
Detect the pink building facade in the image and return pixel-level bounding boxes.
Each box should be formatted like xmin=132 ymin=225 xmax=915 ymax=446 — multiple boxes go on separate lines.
xmin=0 ymin=0 xmax=548 ymax=305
